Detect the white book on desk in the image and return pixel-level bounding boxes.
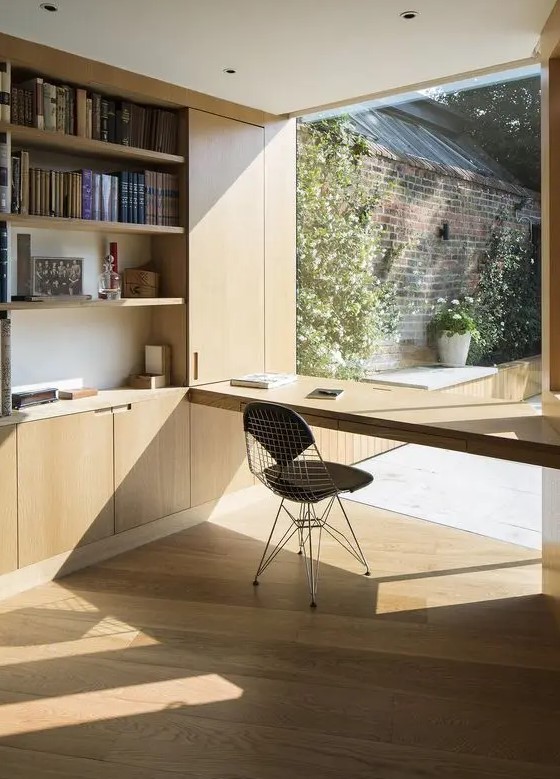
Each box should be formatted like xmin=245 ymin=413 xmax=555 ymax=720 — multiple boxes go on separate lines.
xmin=230 ymin=372 xmax=297 ymax=389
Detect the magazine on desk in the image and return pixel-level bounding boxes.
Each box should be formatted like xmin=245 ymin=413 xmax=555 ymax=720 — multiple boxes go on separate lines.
xmin=230 ymin=373 xmax=297 ymax=389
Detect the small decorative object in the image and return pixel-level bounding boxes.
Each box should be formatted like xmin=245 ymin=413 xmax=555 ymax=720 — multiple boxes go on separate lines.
xmin=123 ymin=267 xmax=159 ymax=298
xmin=129 ymin=344 xmax=171 ymax=389
xmin=429 ymin=296 xmax=480 ymax=367
xmin=98 ymin=253 xmax=121 ymax=300
xmin=17 ymin=240 xmax=84 ymax=297
xmin=58 ymin=387 xmax=98 ymax=400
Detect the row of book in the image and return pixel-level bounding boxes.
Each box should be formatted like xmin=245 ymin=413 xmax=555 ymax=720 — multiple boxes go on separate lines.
xmin=11 ymin=160 xmax=180 ymax=226
xmin=1 ymin=61 xmax=178 ymax=154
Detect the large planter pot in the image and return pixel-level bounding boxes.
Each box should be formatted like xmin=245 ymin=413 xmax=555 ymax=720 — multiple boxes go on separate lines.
xmin=437 ymin=331 xmax=471 ymax=367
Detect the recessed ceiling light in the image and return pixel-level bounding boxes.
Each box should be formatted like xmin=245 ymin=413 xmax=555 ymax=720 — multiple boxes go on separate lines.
xmin=40 ymin=2 xmax=59 ymax=11
xmin=223 ymin=68 xmax=237 ymax=75
xmin=400 ymin=10 xmax=419 ymax=20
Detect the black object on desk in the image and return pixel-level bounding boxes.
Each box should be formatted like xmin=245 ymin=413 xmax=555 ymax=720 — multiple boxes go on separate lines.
xmin=306 ymin=387 xmax=344 ymax=399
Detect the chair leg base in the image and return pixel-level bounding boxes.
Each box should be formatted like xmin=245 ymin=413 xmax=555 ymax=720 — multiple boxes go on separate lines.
xmin=252 ymin=580 xmax=259 ymax=586
xmin=310 ymin=601 xmax=317 ymax=608
xmin=364 ymin=571 xmax=371 ymax=576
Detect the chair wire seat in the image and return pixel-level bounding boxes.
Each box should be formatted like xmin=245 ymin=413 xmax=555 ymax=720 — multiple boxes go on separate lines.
xmin=243 ymin=401 xmax=373 ymax=607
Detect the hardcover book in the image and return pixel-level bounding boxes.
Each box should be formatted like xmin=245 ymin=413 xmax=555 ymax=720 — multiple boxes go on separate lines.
xmin=82 ymin=169 xmax=92 ymax=220
xmin=230 ymin=373 xmax=297 ymax=389
xmin=0 ymin=220 xmax=8 ymax=303
xmin=0 ymin=132 xmax=10 ymax=214
xmin=0 ymin=62 xmax=10 ymax=123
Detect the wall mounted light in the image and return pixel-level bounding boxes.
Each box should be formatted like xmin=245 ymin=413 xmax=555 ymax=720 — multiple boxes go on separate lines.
xmin=439 ymin=222 xmax=450 ymax=240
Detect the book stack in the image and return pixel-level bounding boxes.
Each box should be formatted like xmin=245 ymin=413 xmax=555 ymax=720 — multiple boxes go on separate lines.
xmin=10 ymin=161 xmax=180 ymax=226
xmin=9 ymin=74 xmax=178 ymax=154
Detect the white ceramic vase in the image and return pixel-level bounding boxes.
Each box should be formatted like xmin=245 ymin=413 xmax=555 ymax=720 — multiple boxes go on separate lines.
xmin=437 ymin=331 xmax=471 ymax=367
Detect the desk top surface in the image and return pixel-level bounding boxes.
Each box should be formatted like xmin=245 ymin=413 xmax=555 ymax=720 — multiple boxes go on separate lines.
xmin=190 ymin=376 xmax=560 ymax=468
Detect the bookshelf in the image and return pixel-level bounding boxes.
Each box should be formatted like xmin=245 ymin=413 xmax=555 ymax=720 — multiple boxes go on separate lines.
xmin=0 ymin=50 xmax=189 ymax=397
xmin=0 ymin=298 xmax=184 ymax=311
xmin=0 ymin=121 xmax=185 ymax=165
xmin=4 ymin=214 xmax=185 ymax=235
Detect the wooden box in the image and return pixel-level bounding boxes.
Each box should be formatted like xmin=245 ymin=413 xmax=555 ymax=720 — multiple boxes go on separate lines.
xmin=123 ymin=268 xmax=160 ymax=298
xmin=128 ymin=374 xmax=167 ymax=389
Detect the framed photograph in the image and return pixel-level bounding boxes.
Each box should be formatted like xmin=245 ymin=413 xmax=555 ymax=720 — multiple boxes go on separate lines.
xmin=18 ymin=255 xmax=83 ymax=297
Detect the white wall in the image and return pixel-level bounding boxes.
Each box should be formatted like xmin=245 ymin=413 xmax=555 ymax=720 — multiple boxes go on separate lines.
xmin=9 ymin=227 xmax=153 ymax=390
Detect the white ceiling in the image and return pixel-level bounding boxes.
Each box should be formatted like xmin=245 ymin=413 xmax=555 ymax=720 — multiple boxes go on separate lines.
xmin=0 ymin=0 xmax=554 ymax=116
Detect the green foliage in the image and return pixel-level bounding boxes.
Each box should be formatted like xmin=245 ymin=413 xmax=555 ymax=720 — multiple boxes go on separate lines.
xmin=468 ymin=221 xmax=541 ymax=365
xmin=434 ymin=76 xmax=540 ymax=191
xmin=429 ymin=297 xmax=480 ymax=339
xmin=296 ymin=118 xmax=400 ymax=379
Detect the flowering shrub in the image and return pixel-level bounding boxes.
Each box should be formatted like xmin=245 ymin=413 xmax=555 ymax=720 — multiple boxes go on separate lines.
xmin=296 ymin=118 xmax=401 ymax=380
xmin=429 ymin=297 xmax=480 ymax=339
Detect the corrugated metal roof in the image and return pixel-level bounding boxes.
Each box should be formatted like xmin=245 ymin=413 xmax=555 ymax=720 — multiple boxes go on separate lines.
xmin=348 ymin=106 xmax=534 ymax=196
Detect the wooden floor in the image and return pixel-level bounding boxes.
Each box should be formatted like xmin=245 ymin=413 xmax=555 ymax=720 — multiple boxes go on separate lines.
xmin=0 ymin=489 xmax=558 ymax=778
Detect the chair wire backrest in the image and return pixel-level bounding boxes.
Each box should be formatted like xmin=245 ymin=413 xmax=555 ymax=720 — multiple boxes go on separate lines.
xmin=243 ymin=402 xmax=338 ymax=503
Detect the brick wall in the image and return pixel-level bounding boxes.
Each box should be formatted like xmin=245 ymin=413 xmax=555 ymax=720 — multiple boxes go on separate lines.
xmin=362 ymin=155 xmax=540 ymax=371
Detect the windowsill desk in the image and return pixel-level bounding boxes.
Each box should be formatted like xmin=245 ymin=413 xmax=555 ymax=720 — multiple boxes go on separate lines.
xmin=190 ymin=376 xmax=560 ymax=470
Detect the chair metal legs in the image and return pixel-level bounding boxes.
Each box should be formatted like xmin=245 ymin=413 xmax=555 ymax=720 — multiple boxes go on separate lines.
xmin=252 ymin=495 xmax=370 ymax=607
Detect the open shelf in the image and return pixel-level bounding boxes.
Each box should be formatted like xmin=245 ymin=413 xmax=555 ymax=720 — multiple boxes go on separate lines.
xmin=3 ymin=213 xmax=184 ymax=235
xmin=0 ymin=121 xmax=185 ymax=166
xmin=0 ymin=298 xmax=184 ymax=311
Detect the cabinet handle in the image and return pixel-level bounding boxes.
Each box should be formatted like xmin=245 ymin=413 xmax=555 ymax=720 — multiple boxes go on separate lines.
xmin=94 ymin=408 xmax=112 ymax=417
xmin=112 ymin=404 xmax=132 ymax=415
xmin=193 ymin=351 xmax=199 ymax=382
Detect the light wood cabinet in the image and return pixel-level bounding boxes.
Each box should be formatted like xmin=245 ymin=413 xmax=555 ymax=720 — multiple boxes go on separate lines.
xmin=114 ymin=395 xmax=190 ymax=532
xmin=17 ymin=411 xmax=115 ymax=567
xmin=190 ymin=402 xmax=253 ymax=507
xmin=0 ymin=426 xmax=17 ymax=574
xmin=189 ymin=109 xmax=265 ymax=385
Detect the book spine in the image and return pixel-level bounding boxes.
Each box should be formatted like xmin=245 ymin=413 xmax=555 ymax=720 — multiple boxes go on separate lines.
xmin=0 ymin=133 xmax=10 ymax=214
xmin=17 ymin=89 xmax=25 ymax=126
xmin=56 ymin=86 xmax=65 ymax=133
xmin=76 ymin=88 xmax=87 ymax=137
xmin=156 ymin=171 xmax=163 ymax=225
xmin=11 ymin=154 xmax=20 ymax=213
xmin=0 ymin=220 xmax=8 ymax=303
xmin=35 ymin=78 xmax=44 ymax=130
xmin=138 ymin=172 xmax=145 ymax=224
xmin=0 ymin=62 xmax=10 ymax=123
xmin=25 ymin=89 xmax=33 ymax=126
xmin=10 ymin=87 xmax=17 ymax=125
xmin=100 ymin=98 xmax=109 ymax=142
xmin=132 ymin=172 xmax=138 ymax=224
xmin=68 ymin=86 xmax=76 ymax=135
xmin=92 ymin=172 xmax=100 ymax=221
xmin=119 ymin=171 xmax=128 ymax=222
xmin=121 ymin=103 xmax=131 ymax=146
xmin=82 ymin=169 xmax=92 ymax=219
xmin=85 ymin=98 xmax=92 ymax=139
xmin=101 ymin=173 xmax=111 ymax=220
xmin=43 ymin=83 xmax=57 ymax=131
xmin=110 ymin=174 xmax=118 ymax=222
xmin=20 ymin=151 xmax=29 ymax=215
xmin=107 ymin=100 xmax=116 ymax=143
xmin=92 ymin=93 xmax=101 ymax=140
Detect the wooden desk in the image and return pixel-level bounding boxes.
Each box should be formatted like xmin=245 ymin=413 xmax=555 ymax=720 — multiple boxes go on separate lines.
xmin=189 ymin=376 xmax=560 ymax=470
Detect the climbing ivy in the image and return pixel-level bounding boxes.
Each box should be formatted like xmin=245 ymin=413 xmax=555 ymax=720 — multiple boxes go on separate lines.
xmin=468 ymin=220 xmax=541 ymax=365
xmin=296 ymin=118 xmax=400 ymax=379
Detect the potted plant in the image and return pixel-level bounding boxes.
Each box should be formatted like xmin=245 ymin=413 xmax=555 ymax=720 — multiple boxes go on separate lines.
xmin=430 ymin=297 xmax=480 ymax=367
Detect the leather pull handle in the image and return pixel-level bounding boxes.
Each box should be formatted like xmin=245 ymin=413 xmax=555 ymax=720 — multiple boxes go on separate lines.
xmin=193 ymin=351 xmax=199 ymax=382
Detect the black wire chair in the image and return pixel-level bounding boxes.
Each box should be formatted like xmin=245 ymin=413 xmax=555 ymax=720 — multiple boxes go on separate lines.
xmin=243 ymin=401 xmax=374 ymax=607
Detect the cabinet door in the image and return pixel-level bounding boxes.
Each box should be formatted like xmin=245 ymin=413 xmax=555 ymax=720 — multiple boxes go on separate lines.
xmin=189 ymin=109 xmax=265 ymax=384
xmin=0 ymin=425 xmax=17 ymax=574
xmin=114 ymin=395 xmax=190 ymax=532
xmin=190 ymin=403 xmax=253 ymax=508
xmin=18 ymin=411 xmax=114 ymax=567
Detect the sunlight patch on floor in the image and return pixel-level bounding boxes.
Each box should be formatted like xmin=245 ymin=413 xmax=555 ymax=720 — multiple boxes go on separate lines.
xmin=0 ymin=674 xmax=244 ymax=737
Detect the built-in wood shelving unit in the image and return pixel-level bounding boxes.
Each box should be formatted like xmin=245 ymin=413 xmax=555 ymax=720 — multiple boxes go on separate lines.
xmin=4 ymin=213 xmax=185 ymax=235
xmin=0 ymin=121 xmax=185 ymax=165
xmin=0 ymin=298 xmax=184 ymax=311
